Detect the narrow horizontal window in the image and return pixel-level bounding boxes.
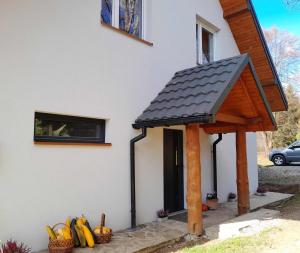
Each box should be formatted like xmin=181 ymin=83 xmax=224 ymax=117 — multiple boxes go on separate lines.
xmin=34 ymin=112 xmax=106 ymax=144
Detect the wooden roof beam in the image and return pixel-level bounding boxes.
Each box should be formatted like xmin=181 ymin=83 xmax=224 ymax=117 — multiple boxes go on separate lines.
xmin=221 ymin=0 xmax=249 ymax=19
xmin=223 ymin=6 xmax=249 ymax=19
xmin=216 ymin=113 xmax=247 ymax=125
xmin=216 ymin=113 xmax=262 ymax=125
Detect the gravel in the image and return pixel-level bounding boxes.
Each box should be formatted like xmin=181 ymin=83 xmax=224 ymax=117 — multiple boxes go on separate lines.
xmin=259 ymin=166 xmax=300 ymax=185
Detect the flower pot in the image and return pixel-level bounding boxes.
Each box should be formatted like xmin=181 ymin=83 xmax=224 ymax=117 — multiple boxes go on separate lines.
xmin=157 ymin=217 xmax=168 ymax=222
xmin=228 ymin=198 xmax=236 ymax=202
xmin=255 ymin=192 xmax=266 ymax=196
xmin=206 ymin=199 xmax=218 ymax=210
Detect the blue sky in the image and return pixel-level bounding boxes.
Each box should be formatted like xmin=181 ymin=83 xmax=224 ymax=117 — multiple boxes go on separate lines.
xmin=252 ymin=0 xmax=300 ymax=36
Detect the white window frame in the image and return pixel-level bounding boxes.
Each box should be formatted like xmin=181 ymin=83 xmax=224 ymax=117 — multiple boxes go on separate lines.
xmin=104 ymin=0 xmax=146 ymax=39
xmin=196 ymin=17 xmax=219 ymax=65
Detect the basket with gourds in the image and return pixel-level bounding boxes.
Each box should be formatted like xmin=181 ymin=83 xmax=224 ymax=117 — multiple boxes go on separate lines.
xmin=93 ymin=214 xmax=113 ymax=244
xmin=46 ymin=213 xmax=112 ymax=252
xmin=46 ymin=223 xmax=74 ymax=253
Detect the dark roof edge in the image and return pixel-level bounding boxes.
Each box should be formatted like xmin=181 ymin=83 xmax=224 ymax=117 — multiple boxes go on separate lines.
xmin=247 ymin=58 xmax=277 ymax=128
xmin=248 ymin=0 xmax=288 ymax=110
xmin=133 ymin=114 xmax=214 ymax=129
xmin=210 ymin=54 xmax=249 ymax=115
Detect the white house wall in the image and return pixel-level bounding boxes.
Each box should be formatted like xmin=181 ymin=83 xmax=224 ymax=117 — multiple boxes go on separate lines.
xmin=0 ymin=0 xmax=257 ymax=250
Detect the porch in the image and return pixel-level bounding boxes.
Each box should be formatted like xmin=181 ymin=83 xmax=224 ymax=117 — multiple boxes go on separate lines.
xmin=131 ymin=54 xmax=277 ymax=235
xmin=61 ymin=192 xmax=292 ymax=253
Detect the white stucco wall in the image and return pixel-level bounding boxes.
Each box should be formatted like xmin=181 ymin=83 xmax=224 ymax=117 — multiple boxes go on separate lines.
xmin=0 ymin=0 xmax=258 ymax=250
xmin=215 ymin=133 xmax=258 ymax=202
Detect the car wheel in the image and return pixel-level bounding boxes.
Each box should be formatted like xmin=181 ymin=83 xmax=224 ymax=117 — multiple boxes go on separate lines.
xmin=272 ymin=155 xmax=286 ymax=166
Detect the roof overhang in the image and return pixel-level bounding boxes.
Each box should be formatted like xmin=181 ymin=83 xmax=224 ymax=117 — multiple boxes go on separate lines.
xmin=219 ymin=0 xmax=288 ymax=112
xmin=133 ymin=55 xmax=276 ymax=133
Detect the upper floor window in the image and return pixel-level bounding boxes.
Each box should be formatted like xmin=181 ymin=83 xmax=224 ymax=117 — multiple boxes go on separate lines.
xmin=102 ymin=0 xmax=113 ymax=25
xmin=196 ymin=19 xmax=218 ymax=65
xmin=101 ymin=0 xmax=144 ymax=39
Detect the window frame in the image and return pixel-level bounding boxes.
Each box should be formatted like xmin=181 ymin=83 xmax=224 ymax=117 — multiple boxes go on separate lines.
xmin=102 ymin=0 xmax=146 ymax=40
xmin=34 ymin=112 xmax=108 ymax=145
xmin=196 ymin=20 xmax=217 ymax=65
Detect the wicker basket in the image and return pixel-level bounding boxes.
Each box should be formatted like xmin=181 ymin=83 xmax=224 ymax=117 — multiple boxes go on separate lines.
xmin=94 ymin=214 xmax=113 ymax=244
xmin=48 ymin=223 xmax=74 ymax=253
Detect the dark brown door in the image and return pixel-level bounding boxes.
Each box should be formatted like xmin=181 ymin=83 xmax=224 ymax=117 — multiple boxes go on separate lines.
xmin=163 ymin=129 xmax=184 ymax=213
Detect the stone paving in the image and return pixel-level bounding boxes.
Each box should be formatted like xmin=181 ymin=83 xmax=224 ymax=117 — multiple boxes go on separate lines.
xmin=38 ymin=192 xmax=293 ymax=253
xmin=205 ymin=208 xmax=281 ymax=240
xmin=225 ymin=191 xmax=294 ymax=211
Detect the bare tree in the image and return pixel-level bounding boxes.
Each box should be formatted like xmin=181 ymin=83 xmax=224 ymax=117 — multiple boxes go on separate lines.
xmin=259 ymin=27 xmax=300 ymax=156
xmin=264 ymin=27 xmax=300 ymax=87
xmin=283 ymin=0 xmax=300 ymax=9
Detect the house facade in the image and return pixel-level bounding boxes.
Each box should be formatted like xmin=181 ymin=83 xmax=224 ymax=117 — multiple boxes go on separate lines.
xmin=0 ymin=0 xmax=286 ymax=251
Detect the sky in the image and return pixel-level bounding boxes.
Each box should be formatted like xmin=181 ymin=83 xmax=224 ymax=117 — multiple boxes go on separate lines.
xmin=252 ymin=0 xmax=300 ymax=36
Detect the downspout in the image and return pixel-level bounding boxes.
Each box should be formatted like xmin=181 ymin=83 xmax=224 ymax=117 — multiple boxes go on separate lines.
xmin=130 ymin=127 xmax=147 ymax=228
xmin=212 ymin=133 xmax=223 ymax=195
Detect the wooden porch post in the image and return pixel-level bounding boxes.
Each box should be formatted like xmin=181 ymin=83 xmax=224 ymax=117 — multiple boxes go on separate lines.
xmin=186 ymin=124 xmax=203 ymax=235
xmin=236 ymin=130 xmax=250 ymax=215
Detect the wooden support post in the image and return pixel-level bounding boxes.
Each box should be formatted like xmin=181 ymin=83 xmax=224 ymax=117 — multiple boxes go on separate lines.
xmin=236 ymin=130 xmax=250 ymax=215
xmin=186 ymin=124 xmax=203 ymax=235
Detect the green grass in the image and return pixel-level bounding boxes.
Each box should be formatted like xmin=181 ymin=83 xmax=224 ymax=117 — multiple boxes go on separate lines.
xmin=280 ymin=193 xmax=300 ymax=208
xmin=182 ymin=228 xmax=280 ymax=253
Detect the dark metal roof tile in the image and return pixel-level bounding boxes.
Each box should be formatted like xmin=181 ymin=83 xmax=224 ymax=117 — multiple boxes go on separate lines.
xmin=134 ymin=54 xmax=254 ymax=128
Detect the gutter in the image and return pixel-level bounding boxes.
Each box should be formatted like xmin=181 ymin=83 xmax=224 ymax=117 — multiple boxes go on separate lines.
xmin=212 ymin=134 xmax=222 ymax=195
xmin=130 ymin=128 xmax=147 ymax=228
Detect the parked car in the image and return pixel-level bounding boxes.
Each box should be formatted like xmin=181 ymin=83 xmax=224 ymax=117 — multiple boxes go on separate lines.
xmin=269 ymin=141 xmax=300 ymax=166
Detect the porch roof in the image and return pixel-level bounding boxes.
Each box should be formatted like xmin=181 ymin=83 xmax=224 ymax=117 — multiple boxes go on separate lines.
xmin=133 ymin=54 xmax=276 ymax=133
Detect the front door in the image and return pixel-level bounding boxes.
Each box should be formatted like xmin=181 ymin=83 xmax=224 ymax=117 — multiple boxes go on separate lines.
xmin=163 ymin=129 xmax=184 ymax=213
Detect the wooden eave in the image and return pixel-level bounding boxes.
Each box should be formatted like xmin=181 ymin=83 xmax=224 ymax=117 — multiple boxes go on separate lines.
xmin=202 ymin=65 xmax=276 ymax=134
xmin=219 ymin=0 xmax=288 ymax=112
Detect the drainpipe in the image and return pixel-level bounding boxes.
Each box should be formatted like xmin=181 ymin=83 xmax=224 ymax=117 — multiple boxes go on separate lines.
xmin=130 ymin=127 xmax=147 ymax=228
xmin=212 ymin=133 xmax=222 ymax=196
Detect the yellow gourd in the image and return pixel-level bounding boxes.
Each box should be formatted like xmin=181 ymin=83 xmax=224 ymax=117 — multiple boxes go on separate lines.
xmin=76 ymin=218 xmax=84 ymax=226
xmin=94 ymin=226 xmax=111 ymax=235
xmin=62 ymin=226 xmax=72 ymax=240
xmin=66 ymin=218 xmax=71 ymax=227
xmin=46 ymin=225 xmax=57 ymax=240
xmin=74 ymin=224 xmax=86 ymax=247
xmin=81 ymin=225 xmax=95 ymax=248
xmin=81 ymin=214 xmax=87 ymax=224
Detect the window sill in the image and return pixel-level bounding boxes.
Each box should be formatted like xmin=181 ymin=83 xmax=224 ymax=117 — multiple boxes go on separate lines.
xmin=34 ymin=140 xmax=112 ymax=147
xmin=100 ymin=21 xmax=153 ymax=47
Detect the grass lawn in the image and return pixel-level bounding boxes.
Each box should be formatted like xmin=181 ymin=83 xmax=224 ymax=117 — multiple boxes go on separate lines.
xmin=181 ymin=228 xmax=280 ymax=253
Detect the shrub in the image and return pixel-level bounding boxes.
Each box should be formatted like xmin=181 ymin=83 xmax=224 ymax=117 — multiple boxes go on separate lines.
xmin=1 ymin=240 xmax=31 ymax=253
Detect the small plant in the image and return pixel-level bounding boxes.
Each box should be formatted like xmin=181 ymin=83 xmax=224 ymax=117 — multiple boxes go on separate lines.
xmin=1 ymin=240 xmax=31 ymax=253
xmin=257 ymin=186 xmax=267 ymax=194
xmin=157 ymin=209 xmax=169 ymax=218
xmin=228 ymin=192 xmax=236 ymax=199
xmin=206 ymin=192 xmax=218 ymax=200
